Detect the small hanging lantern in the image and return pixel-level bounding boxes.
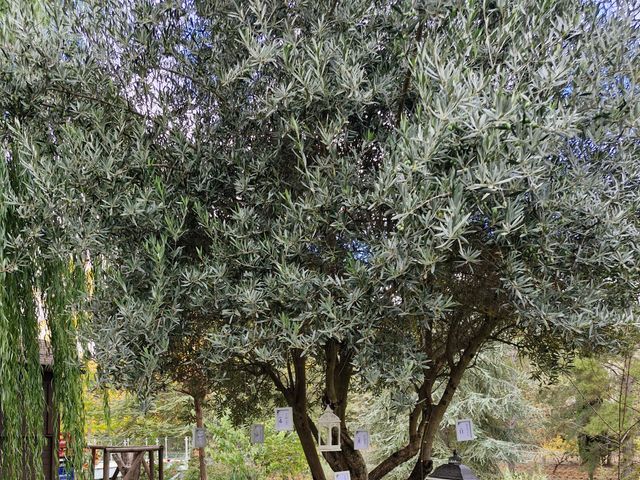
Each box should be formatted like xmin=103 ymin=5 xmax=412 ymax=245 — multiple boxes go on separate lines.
xmin=317 ymin=406 xmax=341 ymax=452
xmin=426 ymin=451 xmax=479 ymax=480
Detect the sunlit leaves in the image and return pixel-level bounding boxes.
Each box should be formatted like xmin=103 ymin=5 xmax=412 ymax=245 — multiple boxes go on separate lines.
xmin=1 ymin=0 xmax=639 ymax=477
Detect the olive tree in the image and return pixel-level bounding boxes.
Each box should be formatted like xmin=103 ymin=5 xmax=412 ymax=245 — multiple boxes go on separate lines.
xmin=3 ymin=1 xmax=639 ymax=479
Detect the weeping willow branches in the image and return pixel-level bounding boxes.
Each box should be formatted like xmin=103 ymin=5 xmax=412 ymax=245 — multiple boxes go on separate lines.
xmin=0 ymin=126 xmax=87 ymax=480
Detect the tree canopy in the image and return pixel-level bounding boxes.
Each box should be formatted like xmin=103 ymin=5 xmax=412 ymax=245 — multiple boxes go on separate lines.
xmin=1 ymin=0 xmax=639 ymax=479
xmin=0 ymin=3 xmax=88 ymax=477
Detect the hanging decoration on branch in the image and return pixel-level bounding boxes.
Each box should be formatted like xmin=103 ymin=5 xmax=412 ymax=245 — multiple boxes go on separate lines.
xmin=192 ymin=427 xmax=207 ymax=449
xmin=275 ymin=407 xmax=294 ymax=432
xmin=317 ymin=406 xmax=341 ymax=452
xmin=455 ymin=419 xmax=475 ymax=442
xmin=354 ymin=428 xmax=370 ymax=451
xmin=250 ymin=424 xmax=265 ymax=444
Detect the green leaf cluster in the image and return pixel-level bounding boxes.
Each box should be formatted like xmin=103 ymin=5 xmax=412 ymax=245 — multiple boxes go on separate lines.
xmin=1 ymin=0 xmax=639 ymax=478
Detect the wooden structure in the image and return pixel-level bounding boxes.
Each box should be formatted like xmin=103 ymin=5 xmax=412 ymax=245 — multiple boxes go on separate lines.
xmin=0 ymin=340 xmax=57 ymax=480
xmin=41 ymin=341 xmax=57 ymax=480
xmin=88 ymin=445 xmax=164 ymax=480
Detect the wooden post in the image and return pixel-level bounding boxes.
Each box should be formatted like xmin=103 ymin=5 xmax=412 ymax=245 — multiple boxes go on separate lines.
xmin=158 ymin=445 xmax=164 ymax=480
xmin=90 ymin=447 xmax=97 ymax=480
xmin=103 ymin=448 xmax=109 ymax=480
xmin=149 ymin=450 xmax=155 ymax=480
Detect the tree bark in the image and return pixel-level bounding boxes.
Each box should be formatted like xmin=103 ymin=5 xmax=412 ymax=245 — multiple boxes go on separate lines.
xmin=269 ymin=348 xmax=371 ymax=480
xmin=620 ymin=436 xmax=635 ymax=480
xmin=369 ymin=441 xmax=421 ymax=480
xmin=193 ymin=395 xmax=208 ymax=480
xmin=618 ymin=353 xmax=635 ymax=480
xmin=291 ymin=405 xmax=328 ymax=480
xmin=291 ymin=350 xmax=328 ymax=480
xmin=405 ymin=403 xmax=449 ymax=480
xmin=290 ymin=401 xmax=369 ymax=480
xmin=323 ymin=432 xmax=368 ymax=480
xmin=321 ymin=342 xmax=368 ymax=479
xmin=369 ymin=384 xmax=431 ymax=480
xmin=405 ymin=318 xmax=497 ymax=480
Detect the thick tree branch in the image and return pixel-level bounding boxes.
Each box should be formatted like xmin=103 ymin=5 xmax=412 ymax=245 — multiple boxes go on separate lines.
xmin=369 ymin=440 xmax=421 ymax=480
xmin=260 ymin=362 xmax=292 ymax=402
xmin=292 ymin=349 xmax=306 ymax=401
xmin=325 ymin=340 xmax=339 ymax=406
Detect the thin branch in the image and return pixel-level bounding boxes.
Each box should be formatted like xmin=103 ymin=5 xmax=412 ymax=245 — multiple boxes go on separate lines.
xmin=566 ymin=376 xmax=617 ymax=433
xmin=49 ymin=86 xmax=146 ymax=119
xmin=489 ymin=337 xmax=523 ymax=349
xmin=259 ymin=362 xmax=291 ymax=402
xmin=396 ymin=19 xmax=424 ymax=123
xmin=328 ymin=0 xmax=339 ymax=16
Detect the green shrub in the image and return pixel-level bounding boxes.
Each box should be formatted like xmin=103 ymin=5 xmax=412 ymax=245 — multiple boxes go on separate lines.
xmin=183 ymin=414 xmax=308 ymax=480
xmin=255 ymin=428 xmax=308 ymax=479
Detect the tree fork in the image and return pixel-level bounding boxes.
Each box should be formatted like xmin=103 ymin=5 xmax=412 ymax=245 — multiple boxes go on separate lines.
xmin=259 ymin=358 xmax=326 ymax=480
xmin=406 ymin=318 xmax=500 ymax=480
xmin=324 ymin=437 xmax=369 ymax=480
xmin=290 ymin=351 xmax=330 ymax=480
xmin=369 ymin=441 xmax=422 ymax=480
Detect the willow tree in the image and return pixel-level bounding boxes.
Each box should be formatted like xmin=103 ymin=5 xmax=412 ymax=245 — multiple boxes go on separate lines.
xmin=0 ymin=3 xmax=88 ymax=478
xmin=0 ymin=89 xmax=87 ymax=479
xmin=4 ymin=0 xmax=640 ymax=480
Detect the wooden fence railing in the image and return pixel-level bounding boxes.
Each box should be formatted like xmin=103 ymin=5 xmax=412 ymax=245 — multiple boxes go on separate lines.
xmin=87 ymin=445 xmax=164 ymax=480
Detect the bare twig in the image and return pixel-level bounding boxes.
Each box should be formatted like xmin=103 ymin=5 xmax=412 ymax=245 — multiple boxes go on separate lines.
xmin=396 ymin=19 xmax=424 ymax=123
xmin=566 ymin=376 xmax=617 ymax=433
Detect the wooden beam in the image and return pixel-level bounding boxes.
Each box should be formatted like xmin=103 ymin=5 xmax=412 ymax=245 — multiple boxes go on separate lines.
xmin=90 ymin=447 xmax=97 ymax=480
xmin=87 ymin=445 xmax=162 ymax=453
xmin=103 ymin=448 xmax=109 ymax=480
xmin=148 ymin=450 xmax=155 ymax=480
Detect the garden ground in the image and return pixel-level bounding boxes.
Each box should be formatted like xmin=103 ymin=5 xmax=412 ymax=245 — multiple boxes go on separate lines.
xmin=516 ymin=463 xmax=618 ymax=480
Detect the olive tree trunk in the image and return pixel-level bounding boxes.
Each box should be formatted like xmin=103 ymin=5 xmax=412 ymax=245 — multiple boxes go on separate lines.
xmin=193 ymin=395 xmax=208 ymax=480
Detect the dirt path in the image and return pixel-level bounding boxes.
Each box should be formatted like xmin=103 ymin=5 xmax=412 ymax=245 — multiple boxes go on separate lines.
xmin=518 ymin=463 xmax=618 ymax=480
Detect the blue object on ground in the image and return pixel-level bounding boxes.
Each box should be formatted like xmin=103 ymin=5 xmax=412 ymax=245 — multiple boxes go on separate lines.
xmin=58 ymin=464 xmax=74 ymax=480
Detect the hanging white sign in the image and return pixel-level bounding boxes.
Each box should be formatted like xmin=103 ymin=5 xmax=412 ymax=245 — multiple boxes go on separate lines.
xmin=250 ymin=424 xmax=265 ymax=444
xmin=455 ymin=419 xmax=475 ymax=442
xmin=354 ymin=429 xmax=370 ymax=450
xmin=335 ymin=471 xmax=351 ymax=480
xmin=275 ymin=407 xmax=294 ymax=431
xmin=192 ymin=427 xmax=207 ymax=448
